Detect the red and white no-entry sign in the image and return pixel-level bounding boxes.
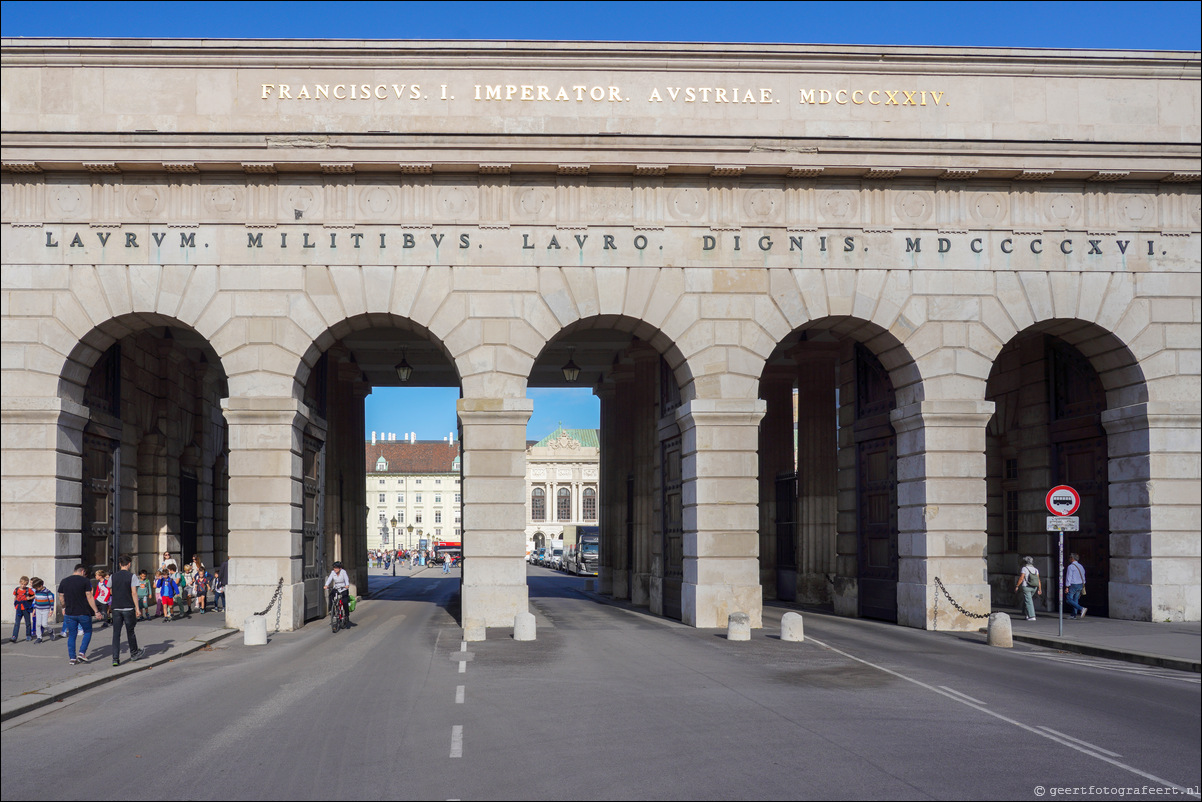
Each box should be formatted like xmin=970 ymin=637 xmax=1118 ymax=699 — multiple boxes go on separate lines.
xmin=1045 ymin=485 xmax=1081 ymax=516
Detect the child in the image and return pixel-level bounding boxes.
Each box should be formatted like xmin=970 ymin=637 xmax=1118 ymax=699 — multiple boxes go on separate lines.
xmin=93 ymin=569 xmax=111 ymax=629
xmin=212 ymin=567 xmax=226 ymax=613
xmin=193 ymin=566 xmax=209 ymax=614
xmin=11 ymin=576 xmax=35 ymax=642
xmin=136 ymin=569 xmax=153 ymax=621
xmin=172 ymin=564 xmax=191 ymax=616
xmin=155 ymin=569 xmax=178 ymax=622
xmin=30 ymin=577 xmax=55 ymax=642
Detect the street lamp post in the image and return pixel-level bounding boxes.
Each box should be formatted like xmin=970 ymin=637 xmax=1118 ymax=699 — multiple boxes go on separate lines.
xmin=407 ymin=524 xmax=414 ymax=567
xmin=390 ymin=516 xmax=398 ymax=576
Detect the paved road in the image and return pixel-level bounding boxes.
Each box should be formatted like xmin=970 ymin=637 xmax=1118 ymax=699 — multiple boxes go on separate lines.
xmin=2 ymin=566 xmax=1198 ymax=800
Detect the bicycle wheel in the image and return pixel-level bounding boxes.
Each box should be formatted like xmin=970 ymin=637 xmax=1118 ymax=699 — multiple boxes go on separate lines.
xmin=331 ymin=601 xmax=342 ymax=633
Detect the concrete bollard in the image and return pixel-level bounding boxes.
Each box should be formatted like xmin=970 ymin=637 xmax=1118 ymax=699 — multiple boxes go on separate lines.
xmin=987 ymin=612 xmax=1013 ymax=648
xmin=463 ymin=623 xmax=486 ymax=642
xmin=243 ymin=615 xmax=268 ymax=646
xmin=514 ymin=611 xmax=537 ymax=641
xmin=781 ymin=611 xmax=805 ymax=642
xmin=727 ymin=612 xmax=751 ymax=641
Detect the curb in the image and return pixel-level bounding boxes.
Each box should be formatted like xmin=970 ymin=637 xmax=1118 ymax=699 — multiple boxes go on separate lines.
xmin=1 ymin=628 xmax=237 ymax=722
xmin=1007 ymin=632 xmax=1201 ymax=674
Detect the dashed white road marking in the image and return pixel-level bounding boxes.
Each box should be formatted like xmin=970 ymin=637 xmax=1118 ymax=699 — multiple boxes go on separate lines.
xmin=455 ymin=685 xmax=465 ymax=704
xmin=1038 ymin=725 xmax=1122 ymax=758
xmin=938 ymin=685 xmax=986 ymax=705
xmin=450 ymin=725 xmax=463 ymax=758
xmin=458 ymin=661 xmax=465 ymax=674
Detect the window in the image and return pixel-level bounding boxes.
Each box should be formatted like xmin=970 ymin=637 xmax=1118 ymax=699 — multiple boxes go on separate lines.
xmin=416 ymin=479 xmax=422 ymax=485
xmin=396 ymin=511 xmax=404 ymax=524
xmin=378 ymin=493 xmax=386 ymax=503
xmin=435 ymin=528 xmax=442 ymax=537
xmin=435 ymin=478 xmax=442 ymax=485
xmin=379 ymin=512 xmax=387 ymax=523
xmin=454 ymin=493 xmax=461 ymax=503
xmin=531 ymin=488 xmax=545 ymax=522
xmin=435 ymin=511 xmax=442 ymax=523
xmin=455 ymin=528 xmax=462 ymax=537
xmin=378 ymin=478 xmax=385 ymax=485
xmin=583 ymin=487 xmax=597 ymax=521
xmin=375 ymin=456 xmax=388 ymax=471
xmin=557 ymin=487 xmax=571 ymax=521
xmin=416 ymin=494 xmax=422 ymax=504
xmin=435 ymin=494 xmax=442 ymax=504
xmin=415 ymin=512 xmax=423 ymax=524
xmin=397 ymin=493 xmax=404 ymax=503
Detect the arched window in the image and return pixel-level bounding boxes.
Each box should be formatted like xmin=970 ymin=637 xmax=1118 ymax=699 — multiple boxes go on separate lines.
xmin=531 ymin=488 xmax=545 ymax=522
xmin=583 ymin=487 xmax=597 ymax=521
xmin=557 ymin=487 xmax=571 ymax=521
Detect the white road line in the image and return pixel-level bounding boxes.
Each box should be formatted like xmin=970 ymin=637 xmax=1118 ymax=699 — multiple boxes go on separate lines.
xmin=1037 ymin=725 xmax=1122 ymax=757
xmin=938 ymin=685 xmax=987 ymax=705
xmin=458 ymin=661 xmax=465 ymax=674
xmin=806 ymin=636 xmax=1199 ymax=798
xmin=450 ymin=725 xmax=463 ymax=758
xmin=1021 ymin=653 xmax=1201 ymax=684
xmin=460 ymin=641 xmax=467 ymax=652
xmin=455 ymin=685 xmax=465 ymax=704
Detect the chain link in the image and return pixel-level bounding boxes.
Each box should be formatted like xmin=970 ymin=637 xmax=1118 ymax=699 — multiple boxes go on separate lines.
xmin=932 ymin=577 xmax=991 ymax=631
xmin=253 ymin=578 xmax=285 ymax=634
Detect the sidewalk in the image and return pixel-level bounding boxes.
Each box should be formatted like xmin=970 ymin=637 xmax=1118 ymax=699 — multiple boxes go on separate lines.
xmin=996 ymin=610 xmax=1201 ymax=672
xmin=1 ymin=610 xmax=235 ymax=721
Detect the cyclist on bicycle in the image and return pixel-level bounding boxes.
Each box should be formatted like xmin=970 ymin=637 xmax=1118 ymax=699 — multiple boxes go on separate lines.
xmin=324 ymin=560 xmax=352 ymax=627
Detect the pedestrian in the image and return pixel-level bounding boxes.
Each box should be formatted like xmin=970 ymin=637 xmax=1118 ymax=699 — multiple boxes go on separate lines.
xmin=1063 ymin=553 xmax=1088 ymax=619
xmin=109 ymin=554 xmax=145 ymax=666
xmin=93 ymin=568 xmax=111 ymax=629
xmin=193 ymin=565 xmax=209 ymax=613
xmin=136 ymin=569 xmax=153 ymax=621
xmin=159 ymin=551 xmax=175 ymax=573
xmin=11 ymin=575 xmax=35 ymax=642
xmin=1015 ymin=556 xmax=1042 ymax=621
xmin=155 ymin=569 xmax=178 ymax=622
xmin=212 ymin=565 xmax=226 ymax=613
xmin=57 ymin=563 xmax=101 ymax=664
xmin=31 ymin=577 xmax=56 ymax=642
xmin=442 ymin=555 xmax=450 ymax=574
xmin=171 ymin=564 xmax=190 ymax=616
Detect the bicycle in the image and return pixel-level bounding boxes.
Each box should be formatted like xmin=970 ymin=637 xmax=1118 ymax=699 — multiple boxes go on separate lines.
xmin=329 ymin=589 xmax=348 ymax=633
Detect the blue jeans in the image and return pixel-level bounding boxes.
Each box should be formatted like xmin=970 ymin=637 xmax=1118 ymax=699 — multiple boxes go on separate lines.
xmin=62 ymin=614 xmax=93 ymax=659
xmin=1065 ymin=584 xmax=1085 ymax=617
xmin=11 ymin=608 xmax=33 ymax=639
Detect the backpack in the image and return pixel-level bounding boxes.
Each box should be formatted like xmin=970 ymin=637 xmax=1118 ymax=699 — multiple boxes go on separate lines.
xmin=1024 ymin=568 xmax=1039 ymax=588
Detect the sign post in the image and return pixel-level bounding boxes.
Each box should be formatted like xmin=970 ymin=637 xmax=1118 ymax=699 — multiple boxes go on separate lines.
xmin=1046 ymin=486 xmax=1081 ymax=637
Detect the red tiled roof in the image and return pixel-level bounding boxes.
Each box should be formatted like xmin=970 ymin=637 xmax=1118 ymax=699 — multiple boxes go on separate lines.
xmin=365 ymin=441 xmax=460 ymax=474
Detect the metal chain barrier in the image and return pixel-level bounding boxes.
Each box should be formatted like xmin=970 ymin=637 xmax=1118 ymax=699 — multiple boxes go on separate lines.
xmin=933 ymin=577 xmax=991 ymax=631
xmin=253 ymin=577 xmax=285 ymax=633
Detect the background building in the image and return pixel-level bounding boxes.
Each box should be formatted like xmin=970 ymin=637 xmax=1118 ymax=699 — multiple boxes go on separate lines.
xmin=364 ymin=433 xmax=461 ymax=551
xmin=525 ymin=427 xmax=600 ymax=550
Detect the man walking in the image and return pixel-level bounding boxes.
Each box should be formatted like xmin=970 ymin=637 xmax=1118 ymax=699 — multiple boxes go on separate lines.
xmin=110 ymin=554 xmax=146 ymax=666
xmin=1064 ymin=553 xmax=1088 ymax=619
xmin=57 ymin=563 xmax=100 ymax=665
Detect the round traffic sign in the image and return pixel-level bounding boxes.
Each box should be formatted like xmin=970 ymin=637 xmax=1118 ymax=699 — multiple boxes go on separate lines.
xmin=1045 ymin=485 xmax=1081 ymax=516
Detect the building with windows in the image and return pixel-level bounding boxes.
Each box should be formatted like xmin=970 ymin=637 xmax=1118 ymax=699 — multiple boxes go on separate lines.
xmin=525 ymin=427 xmax=600 ymax=550
xmin=364 ymin=434 xmax=461 ymax=551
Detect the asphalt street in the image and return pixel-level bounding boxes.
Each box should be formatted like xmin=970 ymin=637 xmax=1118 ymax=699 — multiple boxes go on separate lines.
xmin=2 ymin=565 xmax=1198 ymax=801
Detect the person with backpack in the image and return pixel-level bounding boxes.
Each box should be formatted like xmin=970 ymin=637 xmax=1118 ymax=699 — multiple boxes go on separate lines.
xmin=1015 ymin=556 xmax=1042 ymax=621
xmin=155 ymin=569 xmax=179 ymax=622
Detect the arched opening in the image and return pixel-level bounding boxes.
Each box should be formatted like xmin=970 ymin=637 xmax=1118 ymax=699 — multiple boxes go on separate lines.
xmin=64 ymin=320 xmax=228 ymax=578
xmin=295 ymin=315 xmax=462 ymax=622
xmin=985 ymin=322 xmax=1146 ymax=619
xmin=525 ymin=316 xmax=691 ymax=619
xmin=758 ymin=318 xmax=919 ymax=623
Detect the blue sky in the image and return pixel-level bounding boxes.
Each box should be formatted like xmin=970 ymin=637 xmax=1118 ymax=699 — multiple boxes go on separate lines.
xmin=5 ymin=1 xmax=1197 ymax=438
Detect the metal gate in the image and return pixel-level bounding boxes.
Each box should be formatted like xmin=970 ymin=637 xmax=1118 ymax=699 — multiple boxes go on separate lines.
xmin=661 ymin=435 xmax=683 ymax=620
xmin=855 ymin=344 xmax=898 ymax=622
xmin=302 ymin=433 xmax=326 ymax=621
xmin=82 ymin=432 xmax=119 ymax=570
xmin=775 ymin=472 xmax=798 ymax=602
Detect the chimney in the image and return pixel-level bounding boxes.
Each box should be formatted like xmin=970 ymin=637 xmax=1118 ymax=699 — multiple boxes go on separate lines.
xmin=371 ymin=431 xmax=376 ymax=445
xmin=411 ymin=431 xmax=416 ymax=442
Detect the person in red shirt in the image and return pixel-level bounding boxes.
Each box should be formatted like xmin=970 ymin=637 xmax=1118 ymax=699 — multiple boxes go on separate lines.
xmin=11 ymin=576 xmax=35 ymax=642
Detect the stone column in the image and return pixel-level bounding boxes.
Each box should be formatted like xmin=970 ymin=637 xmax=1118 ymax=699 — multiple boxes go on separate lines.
xmin=891 ymin=399 xmax=996 ymax=630
xmin=630 ymin=346 xmax=658 ymax=607
xmin=758 ymin=367 xmax=794 ymax=600
xmin=677 ymin=398 xmax=766 ymax=628
xmin=0 ymin=398 xmax=88 ymax=624
xmin=1103 ymin=401 xmax=1201 ymax=621
xmin=796 ymin=347 xmax=839 ymax=604
xmin=458 ymin=397 xmax=532 ymax=629
xmin=222 ymin=396 xmax=307 ymax=632
xmin=595 ymin=381 xmax=618 ymax=595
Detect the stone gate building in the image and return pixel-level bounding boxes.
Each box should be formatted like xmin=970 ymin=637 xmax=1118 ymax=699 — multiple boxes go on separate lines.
xmin=2 ymin=39 xmax=1199 ymax=634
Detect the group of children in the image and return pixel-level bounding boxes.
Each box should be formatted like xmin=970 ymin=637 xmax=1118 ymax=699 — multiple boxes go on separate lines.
xmin=10 ymin=554 xmax=228 ymax=642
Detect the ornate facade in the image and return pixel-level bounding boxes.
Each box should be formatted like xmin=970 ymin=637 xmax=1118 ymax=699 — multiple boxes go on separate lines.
xmin=1 ymin=40 xmax=1198 ymax=633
